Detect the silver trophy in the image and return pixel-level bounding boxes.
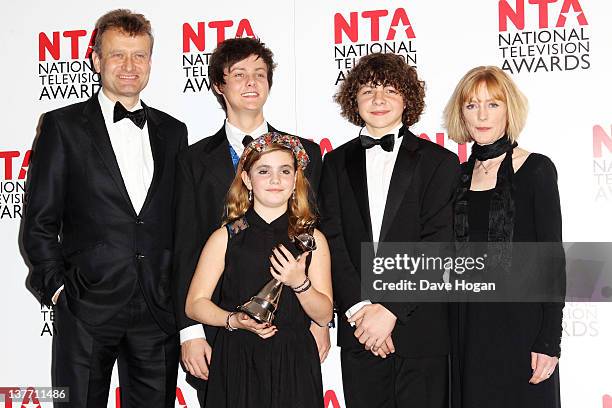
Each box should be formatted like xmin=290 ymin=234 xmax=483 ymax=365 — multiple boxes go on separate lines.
xmin=238 ymin=233 xmax=317 ymax=323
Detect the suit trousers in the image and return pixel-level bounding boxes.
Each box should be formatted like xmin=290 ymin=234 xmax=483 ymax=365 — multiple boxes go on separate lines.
xmin=52 ymin=287 xmax=179 ymax=408
xmin=341 ymin=349 xmax=448 ymax=408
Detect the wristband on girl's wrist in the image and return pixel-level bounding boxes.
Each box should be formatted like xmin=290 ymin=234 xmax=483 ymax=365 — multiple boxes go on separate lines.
xmin=225 ymin=311 xmax=237 ymax=331
xmin=292 ymin=276 xmax=311 ymax=293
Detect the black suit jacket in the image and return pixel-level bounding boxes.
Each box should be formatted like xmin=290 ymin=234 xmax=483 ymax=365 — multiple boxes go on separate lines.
xmin=23 ymin=94 xmax=188 ymax=335
xmin=319 ymin=128 xmax=460 ymax=357
xmin=172 ymin=123 xmax=322 ymax=388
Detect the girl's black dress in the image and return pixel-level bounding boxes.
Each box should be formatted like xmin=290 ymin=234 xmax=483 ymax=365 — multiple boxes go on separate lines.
xmin=453 ymin=154 xmax=563 ymax=408
xmin=205 ymin=208 xmax=324 ymax=408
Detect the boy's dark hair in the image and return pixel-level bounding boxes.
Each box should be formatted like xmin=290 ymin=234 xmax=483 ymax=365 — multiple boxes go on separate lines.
xmin=334 ymin=53 xmax=425 ymax=127
xmin=209 ymin=37 xmax=276 ymax=113
xmin=93 ymin=9 xmax=153 ymax=55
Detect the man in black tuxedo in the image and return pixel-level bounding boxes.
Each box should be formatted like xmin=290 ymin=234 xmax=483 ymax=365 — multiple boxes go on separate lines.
xmin=23 ymin=10 xmax=186 ymax=408
xmin=320 ymin=53 xmax=459 ymax=408
xmin=172 ymin=37 xmax=325 ymax=406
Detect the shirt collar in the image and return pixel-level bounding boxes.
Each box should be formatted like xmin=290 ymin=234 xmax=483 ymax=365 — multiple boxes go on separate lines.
xmin=225 ymin=119 xmax=268 ymax=155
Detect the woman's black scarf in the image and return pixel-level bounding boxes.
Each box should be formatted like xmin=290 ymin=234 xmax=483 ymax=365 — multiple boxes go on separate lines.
xmin=455 ymin=136 xmax=518 ymax=271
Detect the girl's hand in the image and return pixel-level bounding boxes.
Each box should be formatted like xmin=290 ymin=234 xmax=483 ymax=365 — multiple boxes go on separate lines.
xmin=231 ymin=312 xmax=277 ymax=339
xmin=269 ymin=244 xmax=308 ymax=288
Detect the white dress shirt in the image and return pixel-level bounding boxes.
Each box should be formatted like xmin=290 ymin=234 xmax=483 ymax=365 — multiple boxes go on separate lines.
xmin=179 ymin=118 xmax=270 ymax=345
xmin=225 ymin=119 xmax=269 ymax=157
xmin=98 ymin=90 xmax=154 ymax=214
xmin=52 ymin=89 xmax=154 ymax=305
xmin=364 ymin=124 xmax=403 ymax=244
xmin=345 ymin=124 xmax=403 ymax=322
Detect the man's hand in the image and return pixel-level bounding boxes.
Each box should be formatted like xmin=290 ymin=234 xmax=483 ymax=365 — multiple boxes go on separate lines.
xmin=371 ymin=336 xmax=395 ymax=358
xmin=181 ymin=338 xmax=212 ymax=380
xmin=310 ymin=323 xmax=331 ymax=363
xmin=348 ymin=304 xmax=397 ymax=352
xmin=529 ymin=352 xmax=559 ymax=384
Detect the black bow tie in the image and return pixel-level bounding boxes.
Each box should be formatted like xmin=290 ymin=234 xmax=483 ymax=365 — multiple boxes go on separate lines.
xmin=242 ymin=135 xmax=254 ymax=147
xmin=113 ymin=101 xmax=147 ymax=129
xmin=360 ymin=133 xmax=395 ymax=152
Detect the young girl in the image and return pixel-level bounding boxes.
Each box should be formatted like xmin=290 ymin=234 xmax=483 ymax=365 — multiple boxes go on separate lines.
xmin=186 ymin=132 xmax=333 ymax=408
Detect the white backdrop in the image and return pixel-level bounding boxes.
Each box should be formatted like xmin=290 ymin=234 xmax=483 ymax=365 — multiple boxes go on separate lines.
xmin=1 ymin=0 xmax=611 ymax=407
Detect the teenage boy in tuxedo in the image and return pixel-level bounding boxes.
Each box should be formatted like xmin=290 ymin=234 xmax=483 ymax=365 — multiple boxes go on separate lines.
xmin=320 ymin=52 xmax=459 ymax=408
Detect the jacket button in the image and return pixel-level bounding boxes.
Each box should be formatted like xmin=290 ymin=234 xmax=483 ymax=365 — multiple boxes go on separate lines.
xmin=136 ymin=253 xmax=145 ymax=260
xmin=136 ymin=218 xmax=144 ymax=224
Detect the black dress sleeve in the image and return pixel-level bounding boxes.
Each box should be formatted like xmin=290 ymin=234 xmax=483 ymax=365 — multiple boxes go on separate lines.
xmin=529 ymin=155 xmax=565 ymax=357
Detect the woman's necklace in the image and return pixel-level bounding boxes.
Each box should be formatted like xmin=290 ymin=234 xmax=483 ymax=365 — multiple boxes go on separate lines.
xmin=477 ymin=156 xmax=504 ymax=175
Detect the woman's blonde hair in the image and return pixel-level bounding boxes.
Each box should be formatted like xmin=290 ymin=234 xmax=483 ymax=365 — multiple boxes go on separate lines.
xmin=443 ymin=66 xmax=528 ymax=144
xmin=223 ymin=143 xmax=316 ymax=239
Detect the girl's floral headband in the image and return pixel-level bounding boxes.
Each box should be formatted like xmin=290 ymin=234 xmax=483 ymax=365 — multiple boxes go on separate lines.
xmin=241 ymin=132 xmax=310 ymax=170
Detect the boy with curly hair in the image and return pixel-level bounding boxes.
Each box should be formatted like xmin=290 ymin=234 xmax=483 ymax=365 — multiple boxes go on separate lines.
xmin=320 ymin=52 xmax=459 ymax=408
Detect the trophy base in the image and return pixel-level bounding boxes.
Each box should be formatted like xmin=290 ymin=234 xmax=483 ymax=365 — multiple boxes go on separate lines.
xmin=238 ymin=297 xmax=276 ymax=324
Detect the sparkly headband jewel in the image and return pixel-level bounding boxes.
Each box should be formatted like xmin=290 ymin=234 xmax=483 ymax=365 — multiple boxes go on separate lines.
xmin=241 ymin=132 xmax=310 ymax=170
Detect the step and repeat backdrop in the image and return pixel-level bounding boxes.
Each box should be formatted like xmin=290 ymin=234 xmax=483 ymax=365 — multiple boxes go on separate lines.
xmin=1 ymin=0 xmax=611 ymax=407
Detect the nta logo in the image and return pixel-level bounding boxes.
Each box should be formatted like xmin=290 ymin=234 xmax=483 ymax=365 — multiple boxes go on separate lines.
xmin=593 ymin=125 xmax=612 ymax=201
xmin=593 ymin=125 xmax=612 ymax=159
xmin=38 ymin=28 xmax=100 ymax=100
xmin=182 ymin=19 xmax=254 ymax=53
xmin=1 ymin=150 xmax=29 ymax=220
xmin=334 ymin=8 xmax=415 ymax=44
xmin=39 ymin=29 xmax=96 ymax=61
xmin=499 ymin=0 xmax=588 ymax=31
xmin=332 ymin=8 xmax=417 ymax=85
xmin=1 ymin=150 xmax=30 ymax=181
xmin=181 ymin=18 xmax=255 ymax=94
xmin=497 ymin=0 xmax=590 ymax=73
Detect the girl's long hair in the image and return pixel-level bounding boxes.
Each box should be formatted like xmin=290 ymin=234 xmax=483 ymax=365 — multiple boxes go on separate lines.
xmin=223 ymin=144 xmax=316 ymax=239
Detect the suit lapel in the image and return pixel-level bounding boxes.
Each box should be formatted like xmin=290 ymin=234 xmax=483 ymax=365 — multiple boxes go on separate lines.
xmin=202 ymin=126 xmax=235 ymax=190
xmin=140 ymin=103 xmax=166 ymax=214
xmin=83 ymin=96 xmax=136 ymax=215
xmin=379 ymin=128 xmax=420 ymax=242
xmin=346 ymin=140 xmax=373 ymax=242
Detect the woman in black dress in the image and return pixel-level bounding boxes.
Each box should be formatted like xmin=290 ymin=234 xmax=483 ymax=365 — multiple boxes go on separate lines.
xmin=443 ymin=66 xmax=564 ymax=408
xmin=185 ymin=133 xmax=333 ymax=408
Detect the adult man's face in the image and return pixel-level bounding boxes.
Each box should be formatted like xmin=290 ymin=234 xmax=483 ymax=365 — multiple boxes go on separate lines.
xmin=214 ymin=54 xmax=270 ymax=118
xmin=92 ymin=28 xmax=152 ymax=107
